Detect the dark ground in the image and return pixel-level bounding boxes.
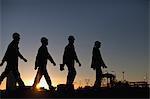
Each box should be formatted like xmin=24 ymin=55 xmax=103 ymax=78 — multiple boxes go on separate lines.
xmin=0 ymin=86 xmax=149 ymax=98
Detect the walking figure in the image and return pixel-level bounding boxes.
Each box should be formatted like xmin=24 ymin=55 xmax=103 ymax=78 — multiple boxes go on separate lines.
xmin=60 ymin=35 xmax=81 ymax=87
xmin=32 ymin=37 xmax=56 ymax=90
xmin=91 ymin=41 xmax=107 ymax=88
xmin=0 ymin=33 xmax=27 ymax=87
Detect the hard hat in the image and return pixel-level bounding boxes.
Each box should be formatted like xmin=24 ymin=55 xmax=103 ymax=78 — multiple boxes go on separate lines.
xmin=68 ymin=35 xmax=75 ymax=40
xmin=12 ymin=32 xmax=20 ymax=39
xmin=41 ymin=37 xmax=48 ymax=43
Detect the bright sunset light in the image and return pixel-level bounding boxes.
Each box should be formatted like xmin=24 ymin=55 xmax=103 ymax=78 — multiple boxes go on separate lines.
xmin=36 ymin=78 xmax=49 ymax=89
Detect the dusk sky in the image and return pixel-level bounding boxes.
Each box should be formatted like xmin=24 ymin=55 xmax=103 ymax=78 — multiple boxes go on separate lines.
xmin=0 ymin=0 xmax=149 ymax=89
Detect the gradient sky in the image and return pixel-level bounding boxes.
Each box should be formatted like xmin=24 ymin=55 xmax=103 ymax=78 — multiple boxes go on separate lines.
xmin=0 ymin=0 xmax=149 ymax=89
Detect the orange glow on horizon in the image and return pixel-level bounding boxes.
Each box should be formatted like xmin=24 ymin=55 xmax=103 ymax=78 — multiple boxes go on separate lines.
xmin=0 ymin=79 xmax=85 ymax=90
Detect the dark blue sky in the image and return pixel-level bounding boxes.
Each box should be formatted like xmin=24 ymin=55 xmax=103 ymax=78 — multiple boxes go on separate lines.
xmin=0 ymin=0 xmax=149 ymax=89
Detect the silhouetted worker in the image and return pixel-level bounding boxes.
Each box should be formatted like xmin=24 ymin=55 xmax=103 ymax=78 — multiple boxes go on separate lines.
xmin=0 ymin=33 xmax=27 ymax=87
xmin=91 ymin=41 xmax=107 ymax=88
xmin=60 ymin=35 xmax=81 ymax=87
xmin=32 ymin=37 xmax=56 ymax=90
